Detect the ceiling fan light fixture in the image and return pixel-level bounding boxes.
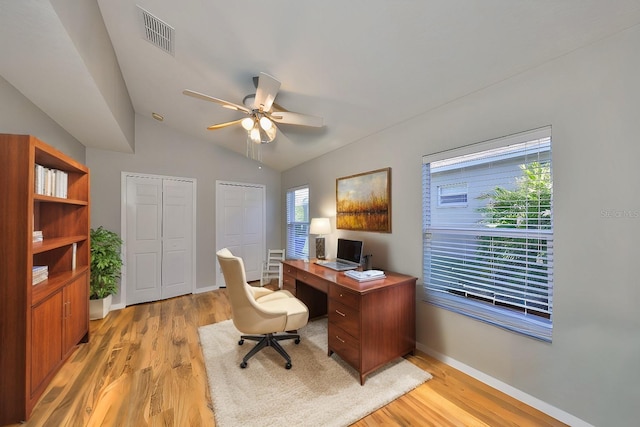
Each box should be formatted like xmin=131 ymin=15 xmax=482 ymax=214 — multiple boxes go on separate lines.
xmin=250 ymin=126 xmax=261 ymax=143
xmin=259 ymin=116 xmax=273 ymax=131
xmin=241 ymin=117 xmax=255 ymax=130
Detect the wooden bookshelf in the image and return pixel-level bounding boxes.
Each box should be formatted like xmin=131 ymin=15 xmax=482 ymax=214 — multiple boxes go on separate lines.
xmin=0 ymin=134 xmax=90 ymax=424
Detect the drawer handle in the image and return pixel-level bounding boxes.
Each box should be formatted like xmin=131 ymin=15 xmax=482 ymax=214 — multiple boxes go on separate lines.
xmin=335 ymin=335 xmax=345 ymax=343
xmin=335 ymin=309 xmax=346 ymax=317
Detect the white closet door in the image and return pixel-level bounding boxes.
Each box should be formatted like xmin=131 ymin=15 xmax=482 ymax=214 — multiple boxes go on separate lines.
xmin=126 ymin=176 xmax=163 ymax=304
xmin=161 ymin=179 xmax=194 ymax=299
xmin=216 ymin=182 xmax=265 ymax=286
xmin=125 ymin=174 xmax=195 ymax=305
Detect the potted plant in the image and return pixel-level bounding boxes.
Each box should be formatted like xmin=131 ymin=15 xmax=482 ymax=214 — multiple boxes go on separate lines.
xmin=89 ymin=226 xmax=123 ymax=320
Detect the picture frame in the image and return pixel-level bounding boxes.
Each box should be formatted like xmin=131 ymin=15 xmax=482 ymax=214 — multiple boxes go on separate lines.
xmin=336 ymin=167 xmax=391 ymax=232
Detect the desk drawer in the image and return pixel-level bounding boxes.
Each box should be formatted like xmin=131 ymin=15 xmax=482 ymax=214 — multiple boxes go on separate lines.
xmin=328 ymin=299 xmax=360 ymax=338
xmin=297 ymin=271 xmax=329 ymax=293
xmin=329 ymin=284 xmax=360 ymax=310
xmin=328 ymin=322 xmax=360 ymax=369
xmin=282 ymin=273 xmax=296 ymax=294
xmin=283 ymin=265 xmax=297 ymax=277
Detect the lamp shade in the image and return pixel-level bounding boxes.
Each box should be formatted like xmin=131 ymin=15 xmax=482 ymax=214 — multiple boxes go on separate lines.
xmin=309 ymin=217 xmax=331 ymax=235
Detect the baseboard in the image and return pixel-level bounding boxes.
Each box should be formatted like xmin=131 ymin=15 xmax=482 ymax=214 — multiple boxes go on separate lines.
xmin=109 ymin=285 xmax=220 ymax=312
xmin=416 ymin=343 xmax=593 ymax=427
xmin=110 ymin=302 xmax=126 ymax=311
xmin=193 ymin=284 xmax=220 ymax=294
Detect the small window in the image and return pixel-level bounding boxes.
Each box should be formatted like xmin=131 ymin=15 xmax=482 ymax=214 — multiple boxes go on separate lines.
xmin=286 ymin=186 xmax=309 ymax=260
xmin=438 ymin=183 xmax=468 ymax=207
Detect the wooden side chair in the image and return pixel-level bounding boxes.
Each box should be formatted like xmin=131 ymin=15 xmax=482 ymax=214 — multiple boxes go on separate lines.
xmin=260 ymin=248 xmax=285 ymax=288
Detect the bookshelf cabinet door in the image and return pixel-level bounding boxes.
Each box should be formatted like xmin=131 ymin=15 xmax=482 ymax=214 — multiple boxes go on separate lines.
xmin=30 ymin=292 xmax=63 ymax=394
xmin=63 ymin=272 xmax=89 ymax=352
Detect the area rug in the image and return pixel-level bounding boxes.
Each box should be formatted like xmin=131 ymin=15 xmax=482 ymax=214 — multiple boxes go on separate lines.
xmin=198 ymin=318 xmax=431 ymax=427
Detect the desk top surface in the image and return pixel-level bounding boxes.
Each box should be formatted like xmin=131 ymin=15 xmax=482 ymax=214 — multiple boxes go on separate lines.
xmin=282 ymin=259 xmax=417 ymax=294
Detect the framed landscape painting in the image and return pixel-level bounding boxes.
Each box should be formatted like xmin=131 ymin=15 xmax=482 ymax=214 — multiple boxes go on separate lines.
xmin=336 ymin=168 xmax=391 ymax=232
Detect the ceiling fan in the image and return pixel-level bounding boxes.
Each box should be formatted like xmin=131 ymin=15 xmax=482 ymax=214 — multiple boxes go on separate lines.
xmin=183 ymin=72 xmax=323 ymax=146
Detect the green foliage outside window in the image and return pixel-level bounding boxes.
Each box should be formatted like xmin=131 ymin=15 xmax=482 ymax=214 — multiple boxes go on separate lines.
xmin=473 ymin=161 xmax=552 ymax=316
xmin=477 ymin=162 xmax=552 ymax=230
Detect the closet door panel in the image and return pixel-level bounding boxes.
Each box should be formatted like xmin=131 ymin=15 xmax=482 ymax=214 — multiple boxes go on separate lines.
xmin=126 ymin=176 xmax=162 ymax=304
xmin=161 ymin=180 xmax=193 ymax=299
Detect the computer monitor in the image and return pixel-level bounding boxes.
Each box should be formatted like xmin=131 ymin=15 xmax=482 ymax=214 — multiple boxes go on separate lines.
xmin=336 ymin=238 xmax=364 ymax=265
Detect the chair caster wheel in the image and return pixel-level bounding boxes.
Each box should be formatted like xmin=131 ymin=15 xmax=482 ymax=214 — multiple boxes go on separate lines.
xmin=285 ymin=362 xmax=292 ymax=369
xmin=240 ymin=361 xmax=247 ymax=368
xmin=238 ymin=339 xmax=244 ymax=345
xmin=294 ymin=338 xmax=301 ymax=344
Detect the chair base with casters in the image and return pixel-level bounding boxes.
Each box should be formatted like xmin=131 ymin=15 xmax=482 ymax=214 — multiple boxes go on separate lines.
xmin=239 ymin=332 xmax=301 ymax=369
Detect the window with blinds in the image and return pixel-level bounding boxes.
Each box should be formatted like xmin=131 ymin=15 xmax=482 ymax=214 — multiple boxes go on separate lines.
xmin=286 ymin=186 xmax=310 ymax=260
xmin=422 ymin=127 xmax=553 ymax=341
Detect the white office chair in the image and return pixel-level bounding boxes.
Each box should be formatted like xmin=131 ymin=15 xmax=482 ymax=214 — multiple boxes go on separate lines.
xmin=260 ymin=249 xmax=285 ymax=288
xmin=216 ymin=248 xmax=308 ymax=369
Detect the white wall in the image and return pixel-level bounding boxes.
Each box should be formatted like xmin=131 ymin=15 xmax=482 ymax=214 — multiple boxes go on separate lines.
xmin=283 ymin=25 xmax=640 ymax=426
xmin=0 ymin=76 xmax=85 ymax=160
xmin=51 ymin=0 xmax=135 ymax=151
xmin=87 ymin=114 xmax=282 ymax=305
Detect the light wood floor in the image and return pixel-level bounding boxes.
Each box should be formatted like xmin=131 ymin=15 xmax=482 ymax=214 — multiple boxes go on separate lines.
xmin=12 ymin=283 xmax=567 ymax=427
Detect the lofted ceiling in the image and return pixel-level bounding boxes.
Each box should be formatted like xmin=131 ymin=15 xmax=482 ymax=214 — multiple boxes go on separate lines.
xmin=2 ymin=1 xmax=640 ymax=171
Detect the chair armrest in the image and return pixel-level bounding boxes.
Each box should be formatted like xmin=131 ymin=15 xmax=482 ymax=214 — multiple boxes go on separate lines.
xmin=248 ymin=286 xmax=274 ymax=299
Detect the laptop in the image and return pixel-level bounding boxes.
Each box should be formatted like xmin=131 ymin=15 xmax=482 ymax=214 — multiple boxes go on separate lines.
xmin=315 ymin=238 xmax=363 ymax=271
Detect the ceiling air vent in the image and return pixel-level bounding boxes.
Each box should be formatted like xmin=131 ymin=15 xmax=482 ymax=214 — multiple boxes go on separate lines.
xmin=137 ymin=6 xmax=175 ymax=56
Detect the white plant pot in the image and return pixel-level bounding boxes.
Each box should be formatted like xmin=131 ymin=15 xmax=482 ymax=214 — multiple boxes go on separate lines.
xmin=89 ymin=294 xmax=112 ymax=320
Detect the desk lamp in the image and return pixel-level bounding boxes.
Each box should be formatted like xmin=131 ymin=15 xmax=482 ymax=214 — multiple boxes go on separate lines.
xmin=309 ymin=218 xmax=331 ymax=260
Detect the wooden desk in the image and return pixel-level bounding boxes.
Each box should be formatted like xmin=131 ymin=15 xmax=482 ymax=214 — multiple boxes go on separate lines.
xmin=282 ymin=259 xmax=416 ymax=384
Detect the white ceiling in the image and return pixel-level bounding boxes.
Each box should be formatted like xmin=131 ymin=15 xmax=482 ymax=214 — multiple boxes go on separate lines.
xmin=2 ymin=1 xmax=640 ymax=171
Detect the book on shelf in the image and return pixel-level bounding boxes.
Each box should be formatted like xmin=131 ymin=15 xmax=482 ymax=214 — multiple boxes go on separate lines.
xmin=34 ymin=164 xmax=45 ymax=195
xmin=32 ymin=230 xmax=43 ymax=243
xmin=32 ymin=265 xmax=48 ymax=285
xmin=344 ymin=269 xmax=386 ymax=282
xmin=72 ymin=242 xmax=77 ymax=270
xmin=34 ymin=164 xmax=68 ymax=198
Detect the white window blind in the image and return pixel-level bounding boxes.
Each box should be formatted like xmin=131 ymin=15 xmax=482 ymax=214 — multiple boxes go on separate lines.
xmin=286 ymin=186 xmax=309 ymax=259
xmin=422 ymin=127 xmax=553 ymax=341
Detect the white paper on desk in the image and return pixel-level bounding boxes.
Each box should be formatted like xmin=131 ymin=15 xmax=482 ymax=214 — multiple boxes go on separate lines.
xmin=345 ymin=270 xmax=385 ymax=279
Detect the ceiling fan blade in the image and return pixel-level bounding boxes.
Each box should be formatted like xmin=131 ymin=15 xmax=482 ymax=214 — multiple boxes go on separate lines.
xmin=183 ymin=89 xmax=251 ymax=114
xmin=271 ymin=101 xmax=289 ymax=112
xmin=245 ymin=92 xmax=288 ymax=112
xmin=254 ymin=72 xmax=281 ymax=112
xmin=207 ymin=118 xmax=244 ymax=130
xmin=269 ymin=111 xmax=323 ymax=128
